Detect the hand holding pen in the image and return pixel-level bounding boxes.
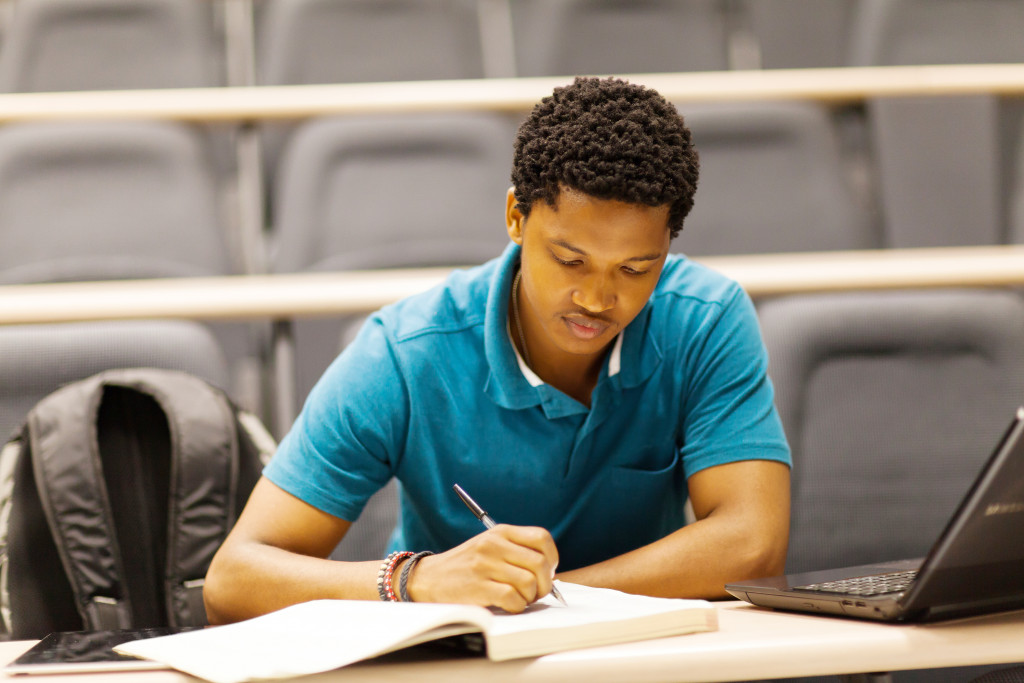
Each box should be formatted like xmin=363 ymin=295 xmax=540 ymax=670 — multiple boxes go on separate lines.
xmin=453 ymin=483 xmax=567 ymax=607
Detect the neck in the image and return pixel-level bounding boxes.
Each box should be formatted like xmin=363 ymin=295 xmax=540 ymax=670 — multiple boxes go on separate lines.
xmin=510 ymin=267 xmax=610 ymax=407
xmin=533 ymin=353 xmax=606 ymax=407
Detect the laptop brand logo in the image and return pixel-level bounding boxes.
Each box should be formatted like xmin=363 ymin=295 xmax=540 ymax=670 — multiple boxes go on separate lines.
xmin=984 ymin=502 xmax=1024 ymax=516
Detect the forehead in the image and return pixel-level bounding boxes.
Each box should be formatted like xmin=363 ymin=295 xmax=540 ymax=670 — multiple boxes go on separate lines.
xmin=528 ymin=187 xmax=671 ymax=254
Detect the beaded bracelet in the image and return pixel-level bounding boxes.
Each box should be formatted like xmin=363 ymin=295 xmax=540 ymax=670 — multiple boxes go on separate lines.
xmin=376 ymin=551 xmax=413 ymax=602
xmin=397 ymin=551 xmax=434 ymax=603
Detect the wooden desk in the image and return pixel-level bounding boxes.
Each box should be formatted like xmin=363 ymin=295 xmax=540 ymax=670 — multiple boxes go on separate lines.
xmin=1 ymin=63 xmax=1024 ymax=124
xmin=1 ymin=246 xmax=1024 ymax=326
xmin=2 ymin=603 xmax=1022 ymax=682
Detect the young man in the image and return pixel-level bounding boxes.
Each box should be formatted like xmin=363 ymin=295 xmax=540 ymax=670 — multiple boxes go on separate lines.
xmin=204 ymin=77 xmax=791 ymax=624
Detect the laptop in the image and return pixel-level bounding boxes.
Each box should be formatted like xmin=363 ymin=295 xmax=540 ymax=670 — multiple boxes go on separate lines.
xmin=726 ymin=407 xmax=1024 ymax=622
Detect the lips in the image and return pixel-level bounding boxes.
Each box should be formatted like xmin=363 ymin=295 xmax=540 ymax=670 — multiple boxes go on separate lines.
xmin=563 ymin=315 xmax=610 ymax=341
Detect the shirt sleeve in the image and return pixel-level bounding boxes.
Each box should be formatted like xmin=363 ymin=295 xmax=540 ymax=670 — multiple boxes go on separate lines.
xmin=263 ymin=314 xmax=410 ymax=521
xmin=678 ymin=285 xmax=792 ymax=477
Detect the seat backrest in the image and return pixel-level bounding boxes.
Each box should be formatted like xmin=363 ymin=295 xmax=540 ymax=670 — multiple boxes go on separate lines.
xmin=675 ymin=101 xmax=876 ymax=256
xmin=848 ymin=0 xmax=1024 ymax=67
xmin=867 ymin=95 xmax=1004 ymax=248
xmin=0 ymin=319 xmax=231 ymax=442
xmin=758 ymin=289 xmax=1024 ymax=575
xmin=0 ymin=0 xmax=223 ymax=92
xmin=255 ymin=0 xmax=489 ymax=183
xmin=0 ymin=121 xmax=234 ymax=283
xmin=510 ymin=0 xmax=731 ymax=77
xmin=848 ymin=0 xmax=1024 ymax=248
xmin=256 ymin=0 xmax=485 ymax=86
xmin=271 ymin=112 xmax=513 ymax=273
xmin=746 ymin=0 xmax=857 ymax=69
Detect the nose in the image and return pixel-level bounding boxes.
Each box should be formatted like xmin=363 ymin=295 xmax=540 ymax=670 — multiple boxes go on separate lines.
xmin=571 ymin=274 xmax=615 ymax=313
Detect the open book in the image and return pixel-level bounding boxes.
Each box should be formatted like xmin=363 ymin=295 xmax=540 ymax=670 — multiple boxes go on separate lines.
xmin=114 ymin=582 xmax=717 ymax=683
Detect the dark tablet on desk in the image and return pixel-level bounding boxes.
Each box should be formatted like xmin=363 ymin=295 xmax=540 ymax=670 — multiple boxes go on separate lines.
xmin=6 ymin=627 xmax=198 ymax=675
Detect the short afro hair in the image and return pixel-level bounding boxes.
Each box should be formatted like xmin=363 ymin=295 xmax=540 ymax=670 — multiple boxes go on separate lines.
xmin=511 ymin=77 xmax=699 ymax=239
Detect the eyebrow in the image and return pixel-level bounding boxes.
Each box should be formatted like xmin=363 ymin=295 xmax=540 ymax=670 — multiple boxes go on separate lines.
xmin=551 ymin=239 xmax=662 ymax=262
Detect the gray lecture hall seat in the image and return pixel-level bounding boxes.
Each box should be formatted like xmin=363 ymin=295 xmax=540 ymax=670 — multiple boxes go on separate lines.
xmin=848 ymin=0 xmax=1024 ymax=68
xmin=254 ymin=0 xmax=490 ymax=180
xmin=674 ymin=101 xmax=877 ymax=257
xmin=271 ymin=113 xmax=515 ymax=275
xmin=268 ymin=111 xmax=514 ymax=431
xmin=757 ymin=287 xmax=1024 ymax=683
xmin=744 ymin=0 xmax=857 ymax=69
xmin=0 ymin=319 xmax=230 ymax=444
xmin=0 ymin=121 xmax=232 ymax=284
xmin=0 ymin=120 xmax=262 ymax=414
xmin=509 ymin=0 xmax=732 ymax=77
xmin=848 ymin=0 xmax=1024 ymax=248
xmin=0 ymin=0 xmax=246 ymax=239
xmin=0 ymin=0 xmax=224 ymax=92
xmin=0 ymin=0 xmax=245 ymax=262
xmin=255 ymin=0 xmax=485 ymax=86
xmin=758 ymin=288 xmax=1024 ymax=576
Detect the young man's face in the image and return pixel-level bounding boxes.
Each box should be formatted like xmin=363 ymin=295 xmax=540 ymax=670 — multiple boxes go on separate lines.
xmin=506 ymin=185 xmax=672 ymax=367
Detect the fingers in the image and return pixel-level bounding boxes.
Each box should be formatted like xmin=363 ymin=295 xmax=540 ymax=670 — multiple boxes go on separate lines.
xmin=492 ymin=524 xmax=559 ymax=582
xmin=407 ymin=524 xmax=559 ymax=613
xmin=474 ymin=526 xmax=557 ymax=609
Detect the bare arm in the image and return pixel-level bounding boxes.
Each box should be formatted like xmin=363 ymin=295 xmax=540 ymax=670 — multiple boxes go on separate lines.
xmin=204 ymin=477 xmax=559 ymax=624
xmin=557 ymin=459 xmax=790 ymax=599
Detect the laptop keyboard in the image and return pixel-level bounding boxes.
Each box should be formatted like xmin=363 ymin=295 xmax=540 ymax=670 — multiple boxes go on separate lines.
xmin=795 ymin=569 xmax=918 ymax=596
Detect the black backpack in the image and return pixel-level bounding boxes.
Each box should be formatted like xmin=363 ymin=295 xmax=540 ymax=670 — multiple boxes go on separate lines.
xmin=0 ymin=368 xmax=273 ymax=639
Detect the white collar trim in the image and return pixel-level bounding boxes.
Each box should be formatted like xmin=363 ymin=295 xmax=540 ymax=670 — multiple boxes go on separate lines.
xmin=608 ymin=331 xmax=623 ymax=377
xmin=507 ymin=319 xmax=623 ymax=386
xmin=508 ymin=317 xmax=545 ymax=387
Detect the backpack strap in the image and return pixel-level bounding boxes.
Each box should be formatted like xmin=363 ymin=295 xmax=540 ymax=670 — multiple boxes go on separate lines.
xmin=25 ymin=373 xmax=133 ymax=630
xmin=106 ymin=369 xmax=241 ymax=628
xmin=0 ymin=435 xmax=25 ymax=634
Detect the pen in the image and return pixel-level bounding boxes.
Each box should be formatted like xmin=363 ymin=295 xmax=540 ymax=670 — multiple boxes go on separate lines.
xmin=452 ymin=483 xmax=568 ymax=607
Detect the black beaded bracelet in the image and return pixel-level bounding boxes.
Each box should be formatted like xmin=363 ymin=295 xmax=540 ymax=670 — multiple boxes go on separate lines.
xmin=398 ymin=551 xmax=434 ymax=603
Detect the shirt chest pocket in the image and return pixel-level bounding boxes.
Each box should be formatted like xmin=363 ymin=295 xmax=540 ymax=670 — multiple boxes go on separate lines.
xmin=562 ymin=448 xmax=684 ymax=569
xmin=603 ymin=448 xmax=683 ymax=534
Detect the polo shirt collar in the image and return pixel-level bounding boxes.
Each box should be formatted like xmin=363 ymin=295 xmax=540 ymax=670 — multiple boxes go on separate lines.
xmin=483 ymin=244 xmax=540 ymax=410
xmin=482 ymin=244 xmax=662 ymax=416
xmin=508 ymin=320 xmax=624 ymax=387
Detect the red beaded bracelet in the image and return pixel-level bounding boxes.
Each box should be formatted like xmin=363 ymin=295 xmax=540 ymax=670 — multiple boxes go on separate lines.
xmin=376 ymin=551 xmax=413 ymax=602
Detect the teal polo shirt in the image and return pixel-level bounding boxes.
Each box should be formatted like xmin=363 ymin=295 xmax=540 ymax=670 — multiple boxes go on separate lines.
xmin=265 ymin=243 xmax=790 ymax=571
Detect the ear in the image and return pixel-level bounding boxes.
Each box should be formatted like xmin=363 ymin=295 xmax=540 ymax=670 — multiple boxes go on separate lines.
xmin=505 ymin=187 xmax=524 ymax=245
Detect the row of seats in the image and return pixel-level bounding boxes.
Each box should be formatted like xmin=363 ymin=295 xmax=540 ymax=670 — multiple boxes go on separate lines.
xmin=3 ymin=0 xmax=1024 ymax=90
xmin=7 ymin=100 xmax=1020 ymax=415
xmin=3 ymin=102 xmax=1021 ymax=284
xmin=0 ymin=119 xmax=1021 ymax=426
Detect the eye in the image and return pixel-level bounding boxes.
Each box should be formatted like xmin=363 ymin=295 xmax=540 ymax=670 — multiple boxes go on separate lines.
xmin=552 ymin=253 xmax=581 ymax=267
xmin=621 ymin=265 xmax=650 ymax=277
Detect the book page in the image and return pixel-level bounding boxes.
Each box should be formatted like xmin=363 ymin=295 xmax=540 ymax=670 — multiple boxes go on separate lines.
xmin=114 ymin=600 xmax=491 ymax=683
xmin=485 ymin=582 xmax=717 ymax=660
xmin=492 ymin=581 xmax=713 ymax=631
